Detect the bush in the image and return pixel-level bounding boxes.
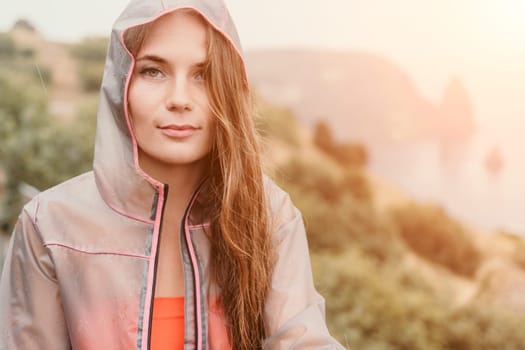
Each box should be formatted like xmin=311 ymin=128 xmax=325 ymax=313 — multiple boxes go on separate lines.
xmin=256 ymin=103 xmax=301 ymax=147
xmin=78 ymin=62 xmax=104 ymax=92
xmin=69 ymin=37 xmax=108 ymax=62
xmin=275 ymin=158 xmax=394 ymax=259
xmin=313 ymin=250 xmax=525 ymax=349
xmin=314 ymin=250 xmax=446 ymax=349
xmin=32 ymin=65 xmax=52 ymax=86
xmin=0 ymin=34 xmax=53 ymax=88
xmin=389 ymin=203 xmax=482 ymax=277
xmin=340 ymin=168 xmax=372 ymax=202
xmin=493 ymin=231 xmax=525 ymax=269
xmin=70 ymin=38 xmax=108 ymax=92
xmin=0 ymin=74 xmax=94 ymax=233
xmin=18 ymin=47 xmax=35 ymax=59
xmin=313 ymin=119 xmax=368 ymax=168
xmin=278 ymin=159 xmax=340 ymax=203
xmin=0 ymin=34 xmax=16 ymax=59
xmin=277 ymin=158 xmax=373 ymax=206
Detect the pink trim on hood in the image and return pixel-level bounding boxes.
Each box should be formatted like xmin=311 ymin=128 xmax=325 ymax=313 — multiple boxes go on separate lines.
xmin=120 ymin=5 xmax=249 ymax=190
xmin=120 ymin=32 xmax=162 ymax=190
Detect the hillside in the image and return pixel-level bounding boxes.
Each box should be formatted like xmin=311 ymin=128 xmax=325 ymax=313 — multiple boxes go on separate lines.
xmin=246 ymin=49 xmax=475 ymax=147
xmin=258 ymin=102 xmax=525 ymax=347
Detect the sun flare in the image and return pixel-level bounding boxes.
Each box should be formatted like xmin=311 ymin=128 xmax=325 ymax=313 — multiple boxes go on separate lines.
xmin=477 ymin=0 xmax=525 ymax=47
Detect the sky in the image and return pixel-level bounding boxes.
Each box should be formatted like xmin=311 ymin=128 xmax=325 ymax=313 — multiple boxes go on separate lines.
xmin=1 ymin=0 xmax=525 ymax=130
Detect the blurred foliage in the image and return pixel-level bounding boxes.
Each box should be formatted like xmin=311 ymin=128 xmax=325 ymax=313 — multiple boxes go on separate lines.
xmin=313 ymin=250 xmax=525 ymax=349
xmin=256 ymin=102 xmax=301 ymax=147
xmin=0 ymin=34 xmax=16 ymax=59
xmin=314 ymin=119 xmax=368 ymax=168
xmin=69 ymin=37 xmax=108 ymax=62
xmin=275 ymin=157 xmax=398 ymax=260
xmin=0 ymin=33 xmax=52 ymax=86
xmin=18 ymin=47 xmax=35 ymax=59
xmin=78 ymin=63 xmax=105 ymax=92
xmin=389 ymin=203 xmax=482 ymax=277
xmin=69 ymin=37 xmax=108 ymax=92
xmin=0 ymin=45 xmax=95 ymax=232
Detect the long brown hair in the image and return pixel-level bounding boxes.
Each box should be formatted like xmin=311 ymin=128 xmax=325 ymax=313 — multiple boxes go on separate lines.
xmin=124 ymin=9 xmax=272 ymax=349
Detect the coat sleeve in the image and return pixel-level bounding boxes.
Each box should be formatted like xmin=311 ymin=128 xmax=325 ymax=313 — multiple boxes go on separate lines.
xmin=263 ymin=191 xmax=346 ymax=350
xmin=0 ymin=202 xmax=70 ymax=349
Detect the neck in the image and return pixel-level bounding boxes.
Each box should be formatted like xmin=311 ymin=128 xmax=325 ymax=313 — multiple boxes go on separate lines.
xmin=166 ymin=169 xmax=204 ymax=219
xmin=139 ymin=158 xmax=207 ymax=218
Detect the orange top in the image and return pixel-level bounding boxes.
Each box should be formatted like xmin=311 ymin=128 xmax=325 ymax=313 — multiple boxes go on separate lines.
xmin=151 ymin=297 xmax=185 ymax=350
xmin=151 ymin=296 xmax=231 ymax=349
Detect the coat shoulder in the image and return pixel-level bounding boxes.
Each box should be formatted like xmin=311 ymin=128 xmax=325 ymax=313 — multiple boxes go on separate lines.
xmin=23 ymin=171 xmax=97 ymax=216
xmin=263 ymin=175 xmax=303 ymax=242
xmin=263 ymin=175 xmax=296 ymax=218
xmin=21 ymin=171 xmax=112 ymax=242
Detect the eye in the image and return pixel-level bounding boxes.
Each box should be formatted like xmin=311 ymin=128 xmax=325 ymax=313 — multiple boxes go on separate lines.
xmin=139 ymin=67 xmax=165 ymax=79
xmin=194 ymin=70 xmax=205 ymax=82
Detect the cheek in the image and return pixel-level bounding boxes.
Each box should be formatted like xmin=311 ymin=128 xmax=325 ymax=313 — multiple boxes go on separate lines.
xmin=127 ymin=81 xmax=153 ymax=128
xmin=127 ymin=81 xmax=142 ymax=117
xmin=127 ymin=84 xmax=149 ymax=146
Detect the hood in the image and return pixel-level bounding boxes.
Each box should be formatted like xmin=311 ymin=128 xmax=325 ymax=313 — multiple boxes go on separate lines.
xmin=93 ymin=0 xmax=246 ymax=222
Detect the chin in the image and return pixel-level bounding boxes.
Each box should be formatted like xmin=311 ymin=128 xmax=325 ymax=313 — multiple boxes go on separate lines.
xmin=158 ymin=154 xmax=209 ymax=167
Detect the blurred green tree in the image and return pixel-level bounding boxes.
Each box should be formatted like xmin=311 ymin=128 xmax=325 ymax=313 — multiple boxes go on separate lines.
xmin=0 ymin=34 xmax=16 ymax=59
xmin=313 ymin=119 xmax=368 ymax=168
xmin=69 ymin=37 xmax=108 ymax=92
xmin=0 ymin=74 xmax=95 ymax=233
xmin=389 ymin=203 xmax=482 ymax=277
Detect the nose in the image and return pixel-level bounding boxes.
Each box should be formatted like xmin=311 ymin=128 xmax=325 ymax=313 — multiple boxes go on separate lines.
xmin=165 ymin=76 xmax=192 ymax=112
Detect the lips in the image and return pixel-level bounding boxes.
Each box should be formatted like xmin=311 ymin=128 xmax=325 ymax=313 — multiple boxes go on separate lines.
xmin=159 ymin=124 xmax=199 ymax=138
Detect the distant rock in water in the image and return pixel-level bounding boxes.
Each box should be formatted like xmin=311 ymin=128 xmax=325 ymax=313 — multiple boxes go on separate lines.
xmin=485 ymin=146 xmax=504 ymax=176
xmin=436 ymin=76 xmax=476 ymax=144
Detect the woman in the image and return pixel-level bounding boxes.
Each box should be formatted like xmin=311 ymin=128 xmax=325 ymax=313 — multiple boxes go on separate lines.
xmin=0 ymin=0 xmax=344 ymax=349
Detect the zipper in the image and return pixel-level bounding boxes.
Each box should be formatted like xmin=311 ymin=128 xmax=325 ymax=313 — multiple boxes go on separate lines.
xmin=179 ymin=190 xmax=200 ymax=350
xmin=146 ymin=184 xmax=169 ymax=350
xmin=179 ymin=181 xmax=208 ymax=350
xmin=146 ymin=180 xmax=206 ymax=350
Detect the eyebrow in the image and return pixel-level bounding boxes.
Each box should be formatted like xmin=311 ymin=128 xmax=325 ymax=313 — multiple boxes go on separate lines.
xmin=135 ymin=55 xmax=167 ymax=64
xmin=135 ymin=54 xmax=207 ymax=68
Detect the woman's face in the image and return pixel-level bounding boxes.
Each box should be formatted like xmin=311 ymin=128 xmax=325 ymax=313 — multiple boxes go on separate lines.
xmin=128 ymin=11 xmax=213 ymax=178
